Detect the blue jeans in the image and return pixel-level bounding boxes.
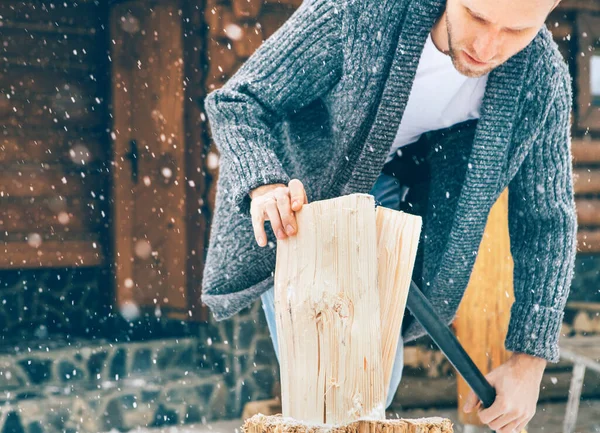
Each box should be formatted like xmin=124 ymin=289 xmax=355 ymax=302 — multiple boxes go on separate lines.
xmin=260 ymin=172 xmax=406 ymax=409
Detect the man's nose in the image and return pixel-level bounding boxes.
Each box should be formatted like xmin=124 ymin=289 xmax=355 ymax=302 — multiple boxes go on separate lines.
xmin=472 ymin=29 xmax=502 ymax=63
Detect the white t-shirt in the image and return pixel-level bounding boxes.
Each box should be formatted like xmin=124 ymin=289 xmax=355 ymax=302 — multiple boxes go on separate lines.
xmin=385 ymin=32 xmax=489 ymax=163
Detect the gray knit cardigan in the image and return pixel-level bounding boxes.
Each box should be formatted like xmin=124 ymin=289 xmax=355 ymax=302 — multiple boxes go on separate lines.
xmin=201 ymin=0 xmax=577 ymax=362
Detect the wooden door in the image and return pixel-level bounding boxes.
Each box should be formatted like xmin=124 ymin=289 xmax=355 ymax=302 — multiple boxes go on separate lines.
xmin=110 ymin=0 xmax=190 ymax=320
xmin=0 ymin=0 xmax=110 ymax=269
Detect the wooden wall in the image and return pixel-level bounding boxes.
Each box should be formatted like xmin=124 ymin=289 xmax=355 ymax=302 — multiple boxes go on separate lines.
xmin=548 ymin=1 xmax=600 ymax=253
xmin=0 ymin=0 xmax=111 ymax=268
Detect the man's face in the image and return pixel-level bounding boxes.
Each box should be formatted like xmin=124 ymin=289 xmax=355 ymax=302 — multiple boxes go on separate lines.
xmin=445 ymin=0 xmax=558 ymax=77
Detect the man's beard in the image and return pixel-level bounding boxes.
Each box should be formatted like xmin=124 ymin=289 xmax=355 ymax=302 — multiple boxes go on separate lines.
xmin=446 ymin=14 xmax=495 ymax=78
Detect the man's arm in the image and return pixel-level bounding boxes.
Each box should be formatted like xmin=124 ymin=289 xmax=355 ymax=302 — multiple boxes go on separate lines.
xmin=463 ymin=71 xmax=577 ymax=433
xmin=203 ymin=0 xmax=344 ymax=216
xmin=504 ymin=72 xmax=577 ymax=363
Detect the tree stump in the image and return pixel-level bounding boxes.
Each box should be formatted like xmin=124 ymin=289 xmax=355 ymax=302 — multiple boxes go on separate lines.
xmin=244 ymin=414 xmax=453 ymax=433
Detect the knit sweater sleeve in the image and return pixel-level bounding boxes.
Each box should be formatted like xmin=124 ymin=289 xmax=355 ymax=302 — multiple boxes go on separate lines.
xmin=504 ymin=73 xmax=577 ymax=363
xmin=203 ymin=0 xmax=343 ymax=216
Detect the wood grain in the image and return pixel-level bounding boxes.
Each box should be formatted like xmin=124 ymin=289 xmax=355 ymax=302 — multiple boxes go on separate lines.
xmin=375 ymin=206 xmax=422 ymax=400
xmin=274 ymin=193 xmax=385 ymax=425
xmin=454 ymin=188 xmax=514 ymax=425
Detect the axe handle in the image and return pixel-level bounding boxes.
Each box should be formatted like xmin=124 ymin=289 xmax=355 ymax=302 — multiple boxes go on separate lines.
xmin=407 ymin=280 xmax=497 ymax=409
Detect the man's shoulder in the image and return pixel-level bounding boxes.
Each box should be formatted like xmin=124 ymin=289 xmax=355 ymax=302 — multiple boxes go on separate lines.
xmin=526 ymin=25 xmax=571 ymax=97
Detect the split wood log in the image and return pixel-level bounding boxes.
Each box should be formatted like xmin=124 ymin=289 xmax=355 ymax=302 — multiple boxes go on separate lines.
xmin=274 ymin=193 xmax=385 ymax=425
xmin=376 ymin=206 xmax=422 ymax=397
xmin=243 ymin=414 xmax=453 ymax=433
xmin=273 ymin=193 xmax=424 ymax=425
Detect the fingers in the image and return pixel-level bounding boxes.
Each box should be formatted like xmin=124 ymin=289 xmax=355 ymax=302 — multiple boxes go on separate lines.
xmin=250 ymin=183 xmax=305 ymax=247
xmin=275 ymin=188 xmax=297 ymax=236
xmin=462 ymin=390 xmax=480 ymax=414
xmin=250 ymin=199 xmax=267 ymax=247
xmin=264 ymin=195 xmax=287 ymax=240
xmin=515 ymin=418 xmax=529 ymax=433
xmin=493 ymin=414 xmax=528 ymax=433
xmin=488 ymin=412 xmax=515 ymax=432
xmin=479 ymin=398 xmax=534 ymax=433
xmin=479 ymin=397 xmax=509 ymax=425
xmin=496 ymin=418 xmax=520 ymax=433
xmin=289 ymin=179 xmax=307 ymax=211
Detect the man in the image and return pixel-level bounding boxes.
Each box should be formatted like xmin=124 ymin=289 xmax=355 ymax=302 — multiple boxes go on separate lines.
xmin=201 ymin=0 xmax=578 ymax=431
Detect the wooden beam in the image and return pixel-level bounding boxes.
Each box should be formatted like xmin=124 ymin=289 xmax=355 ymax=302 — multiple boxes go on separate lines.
xmin=576 ymin=199 xmax=600 ymax=226
xmin=566 ymin=302 xmax=600 ymax=312
xmin=0 ymin=166 xmax=104 ymax=198
xmin=0 ymin=196 xmax=101 ymax=233
xmin=454 ymin=188 xmax=514 ymax=426
xmin=110 ymin=0 xmax=189 ymax=313
xmin=574 ymin=169 xmax=600 ymax=195
xmin=0 ymin=239 xmax=103 ymax=268
xmin=577 ymin=230 xmax=600 ymax=253
xmin=572 ymin=140 xmax=600 ymax=164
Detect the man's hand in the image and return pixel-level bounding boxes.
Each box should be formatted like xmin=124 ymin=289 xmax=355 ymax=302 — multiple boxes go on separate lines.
xmin=249 ymin=179 xmax=308 ymax=247
xmin=463 ymin=353 xmax=547 ymax=433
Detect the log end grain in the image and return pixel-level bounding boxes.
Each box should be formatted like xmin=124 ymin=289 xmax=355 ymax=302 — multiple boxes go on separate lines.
xmin=243 ymin=414 xmax=453 ymax=433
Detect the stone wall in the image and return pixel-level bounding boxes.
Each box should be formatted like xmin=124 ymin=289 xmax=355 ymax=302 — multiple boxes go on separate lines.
xmin=0 ymin=268 xmax=280 ymax=432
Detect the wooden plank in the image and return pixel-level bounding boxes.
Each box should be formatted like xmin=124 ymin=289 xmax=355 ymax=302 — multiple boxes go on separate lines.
xmin=0 ymin=239 xmax=103 ymax=268
xmin=566 ymin=302 xmax=600 ymax=312
xmin=232 ymin=0 xmax=263 ymax=19
xmin=152 ymin=2 xmax=188 ymax=312
xmin=0 ymin=130 xmax=108 ymax=165
xmin=0 ymin=29 xmax=100 ymax=65
xmin=110 ymin=0 xmax=188 ymax=314
xmin=0 ymin=94 xmax=104 ymax=129
xmin=0 ymin=21 xmax=96 ymax=35
xmin=0 ymin=0 xmax=103 ymax=29
xmin=454 ymin=188 xmax=514 ymax=425
xmin=574 ymin=169 xmax=600 ymax=194
xmin=572 ymin=140 xmax=600 ymax=164
xmin=0 ymin=166 xmax=104 ymax=198
xmin=182 ymin=0 xmax=211 ymax=322
xmin=274 ymin=193 xmax=385 ymax=425
xmin=110 ymin=0 xmax=137 ymax=313
xmin=0 ymin=196 xmax=102 ymax=233
xmin=375 ymin=206 xmax=422 ymax=399
xmin=0 ymin=67 xmax=100 ymax=97
xmin=577 ymin=199 xmax=600 ymax=226
xmin=0 ymin=56 xmax=99 ymax=72
xmin=578 ymin=230 xmax=600 ymax=253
